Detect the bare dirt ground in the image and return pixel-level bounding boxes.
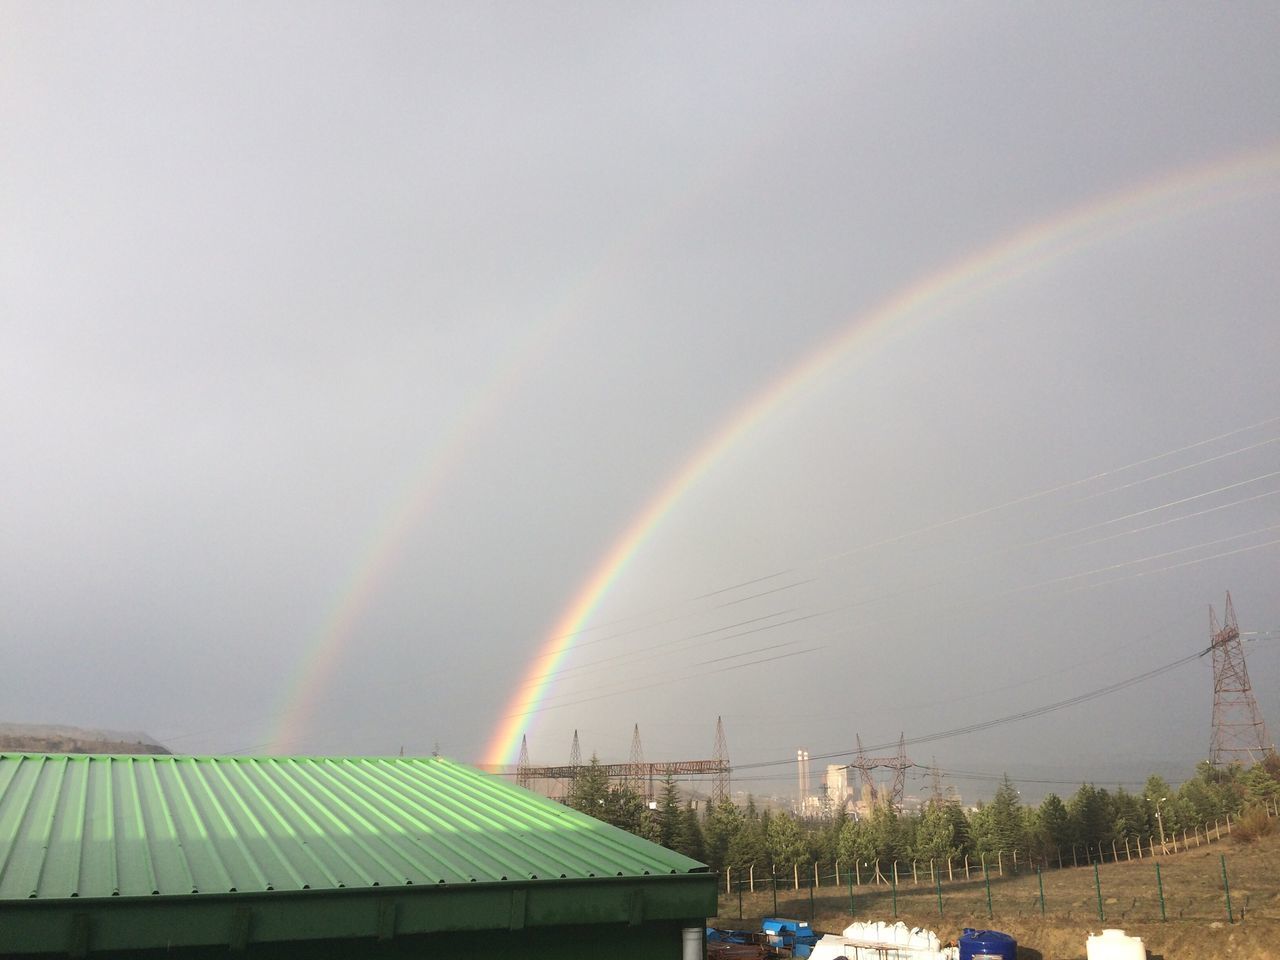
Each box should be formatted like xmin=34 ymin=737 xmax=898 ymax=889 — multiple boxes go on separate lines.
xmin=712 ymin=829 xmax=1280 ymax=958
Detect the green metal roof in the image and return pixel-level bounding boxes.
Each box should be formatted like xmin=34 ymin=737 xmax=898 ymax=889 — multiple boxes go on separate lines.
xmin=0 ymin=753 xmax=707 ymax=902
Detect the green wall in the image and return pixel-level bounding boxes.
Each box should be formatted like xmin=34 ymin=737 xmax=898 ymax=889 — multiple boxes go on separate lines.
xmin=4 ymin=920 xmax=700 ymax=960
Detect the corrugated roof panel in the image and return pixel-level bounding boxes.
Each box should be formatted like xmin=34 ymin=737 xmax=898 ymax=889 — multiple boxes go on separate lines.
xmin=0 ymin=754 xmax=706 ymax=903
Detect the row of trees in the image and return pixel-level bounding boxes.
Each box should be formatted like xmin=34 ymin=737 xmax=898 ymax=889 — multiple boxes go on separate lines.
xmin=564 ymin=754 xmax=1280 ymax=871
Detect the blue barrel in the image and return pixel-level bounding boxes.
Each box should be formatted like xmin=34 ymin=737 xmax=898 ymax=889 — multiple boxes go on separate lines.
xmin=959 ymin=928 xmax=1017 ymax=960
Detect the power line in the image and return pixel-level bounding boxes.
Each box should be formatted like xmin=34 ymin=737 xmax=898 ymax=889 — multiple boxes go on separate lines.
xmin=732 ymin=646 xmax=1210 ymax=772
xmin=521 ymin=415 xmax=1280 ymax=648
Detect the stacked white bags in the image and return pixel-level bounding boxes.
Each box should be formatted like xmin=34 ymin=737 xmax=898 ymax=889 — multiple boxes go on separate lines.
xmin=808 ymin=920 xmax=959 ymax=960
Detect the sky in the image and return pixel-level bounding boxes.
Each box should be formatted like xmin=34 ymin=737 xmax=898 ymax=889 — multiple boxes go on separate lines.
xmin=2 ymin=3 xmax=1279 ymax=803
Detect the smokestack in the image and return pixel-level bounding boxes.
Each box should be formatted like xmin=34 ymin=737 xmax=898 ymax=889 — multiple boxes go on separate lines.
xmin=797 ymin=749 xmax=810 ymax=810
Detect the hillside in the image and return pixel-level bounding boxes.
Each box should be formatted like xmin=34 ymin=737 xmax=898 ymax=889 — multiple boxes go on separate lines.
xmin=0 ymin=722 xmax=171 ymax=755
xmin=716 ymin=825 xmax=1280 ymax=959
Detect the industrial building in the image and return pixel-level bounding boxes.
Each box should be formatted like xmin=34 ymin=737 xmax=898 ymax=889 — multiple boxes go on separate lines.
xmin=0 ymin=753 xmax=716 ymax=959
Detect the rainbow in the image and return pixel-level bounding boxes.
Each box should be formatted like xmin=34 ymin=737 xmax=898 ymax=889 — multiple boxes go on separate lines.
xmin=481 ymin=143 xmax=1280 ymax=768
xmin=264 ymin=334 xmax=549 ymax=754
xmin=264 ymin=160 xmax=733 ymax=754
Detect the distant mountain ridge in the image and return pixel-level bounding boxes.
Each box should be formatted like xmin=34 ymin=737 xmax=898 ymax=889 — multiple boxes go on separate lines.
xmin=0 ymin=722 xmax=171 ymax=755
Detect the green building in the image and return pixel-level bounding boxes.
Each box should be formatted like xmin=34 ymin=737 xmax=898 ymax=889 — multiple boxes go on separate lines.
xmin=0 ymin=753 xmax=715 ymax=958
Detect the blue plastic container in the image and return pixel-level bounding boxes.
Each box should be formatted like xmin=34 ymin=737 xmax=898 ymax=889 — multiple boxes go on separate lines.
xmin=959 ymin=927 xmax=1017 ymax=960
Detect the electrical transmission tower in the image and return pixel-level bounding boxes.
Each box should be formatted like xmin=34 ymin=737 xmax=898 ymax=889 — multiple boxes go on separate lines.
xmin=516 ymin=734 xmax=531 ymax=788
xmin=849 ymin=735 xmax=878 ymax=804
xmin=846 ymin=733 xmax=914 ymax=812
xmin=518 ymin=721 xmax=729 ymax=801
xmin=1209 ymin=592 xmax=1272 ymax=766
xmin=887 ymin=734 xmax=911 ymax=809
xmin=712 ymin=716 xmax=730 ymax=805
xmin=629 ymin=723 xmax=646 ymax=795
xmin=929 ymin=757 xmax=945 ymax=809
xmin=569 ymin=730 xmax=581 ymax=768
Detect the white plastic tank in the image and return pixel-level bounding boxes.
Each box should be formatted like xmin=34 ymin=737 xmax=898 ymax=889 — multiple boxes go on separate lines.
xmin=682 ymin=926 xmax=703 ymax=960
xmin=1086 ymin=928 xmax=1146 ymax=960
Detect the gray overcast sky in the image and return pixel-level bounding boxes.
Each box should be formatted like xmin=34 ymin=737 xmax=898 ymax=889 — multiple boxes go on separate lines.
xmin=3 ymin=2 xmax=1278 ymax=800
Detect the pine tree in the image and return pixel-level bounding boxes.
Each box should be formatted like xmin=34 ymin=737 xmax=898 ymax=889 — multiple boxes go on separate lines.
xmin=675 ymin=804 xmax=705 ymax=862
xmin=766 ymin=811 xmax=808 ymax=869
xmin=703 ymin=798 xmax=743 ymax=873
xmin=728 ymin=816 xmax=767 ymax=872
xmin=912 ymin=802 xmax=958 ymax=862
xmin=1036 ymin=794 xmax=1071 ymax=857
xmin=567 ymin=755 xmax=610 ymax=817
xmin=657 ymin=773 xmax=681 ymax=850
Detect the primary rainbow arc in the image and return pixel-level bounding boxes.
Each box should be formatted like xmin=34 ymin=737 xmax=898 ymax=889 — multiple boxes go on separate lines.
xmin=481 ymin=143 xmax=1280 ymax=769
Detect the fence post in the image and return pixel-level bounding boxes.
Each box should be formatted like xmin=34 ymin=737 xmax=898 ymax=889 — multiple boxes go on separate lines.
xmin=726 ymin=868 xmax=731 ymax=895
xmin=1221 ymin=854 xmax=1234 ymax=923
xmin=1056 ymin=847 xmax=1062 ymax=870
xmin=983 ymin=860 xmax=993 ymax=921
xmin=936 ymin=870 xmax=944 ymax=918
xmin=948 ymin=856 xmax=953 ymax=882
xmin=1071 ymin=844 xmax=1078 ymax=868
xmin=891 ymin=862 xmax=898 ymax=919
xmin=738 ymin=877 xmax=744 ymax=920
xmin=964 ymin=855 xmax=970 ymax=882
xmin=1226 ymin=814 xmax=1232 ymax=835
xmin=1112 ymin=839 xmax=1119 ymax=862
xmin=855 ymin=860 xmax=861 ymax=887
xmin=997 ymin=850 xmax=1003 ymax=877
xmin=1094 ymin=861 xmax=1104 ymax=922
xmin=1037 ymin=866 xmax=1045 ymax=917
xmin=835 ymin=859 xmax=840 ymax=887
xmin=1124 ymin=837 xmax=1131 ymax=861
xmin=814 ymin=861 xmax=820 ymax=890
xmin=912 ymin=860 xmax=918 ymax=886
xmin=793 ymin=862 xmax=799 ymax=891
xmin=1155 ymin=862 xmax=1166 ymax=922
xmin=929 ymin=858 xmax=935 ymax=884
xmin=750 ymin=864 xmax=755 ymax=893
xmin=849 ymin=865 xmax=856 ymax=917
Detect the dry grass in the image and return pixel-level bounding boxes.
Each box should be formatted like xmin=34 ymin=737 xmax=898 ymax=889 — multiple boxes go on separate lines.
xmin=1231 ymin=805 xmax=1276 ymax=843
xmin=712 ymin=828 xmax=1280 ymax=958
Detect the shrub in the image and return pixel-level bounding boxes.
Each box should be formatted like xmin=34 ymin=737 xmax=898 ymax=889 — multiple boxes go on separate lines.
xmin=1231 ymin=804 xmax=1275 ymax=843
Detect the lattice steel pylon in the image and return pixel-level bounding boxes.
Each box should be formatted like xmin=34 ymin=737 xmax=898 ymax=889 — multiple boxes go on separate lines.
xmin=629 ymin=724 xmax=646 ymax=796
xmin=929 ymin=756 xmax=945 ymax=809
xmin=1209 ymin=592 xmax=1272 ymax=766
xmin=516 ymin=734 xmax=531 ymax=788
xmin=849 ymin=734 xmax=878 ymax=805
xmin=569 ymin=729 xmax=581 ymax=769
xmin=846 ymin=733 xmax=913 ymax=812
xmin=712 ymin=716 xmax=730 ymax=805
xmin=887 ymin=734 xmax=911 ymax=810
